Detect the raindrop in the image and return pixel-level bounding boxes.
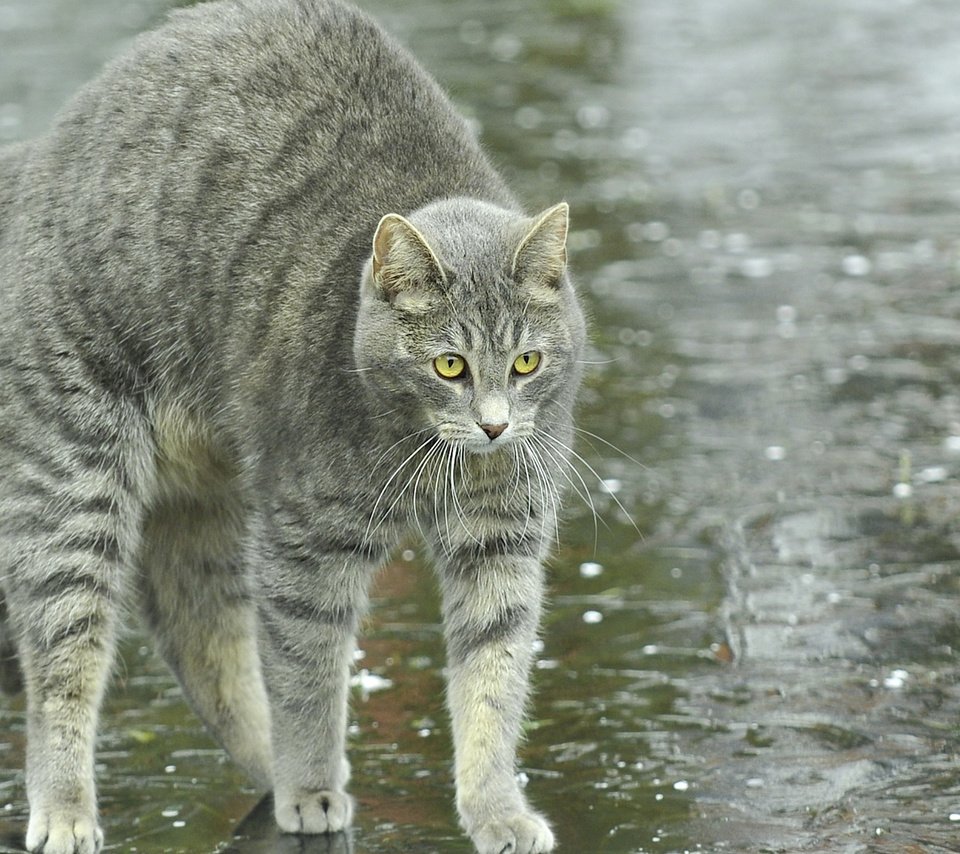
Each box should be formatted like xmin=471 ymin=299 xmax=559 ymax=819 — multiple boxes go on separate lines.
xmin=621 ymin=126 xmax=649 ymax=151
xmin=776 ymin=305 xmax=797 ymax=324
xmin=883 ymin=669 xmax=909 ymax=689
xmin=601 ymin=478 xmax=622 ymax=494
xmin=490 ymin=33 xmax=522 ymax=62
xmin=164 ymin=765 xmax=176 ymax=774
xmin=825 ymin=366 xmax=848 ymax=385
xmin=949 ymin=813 xmax=960 ymax=822
xmin=351 ymin=669 xmax=393 ymax=694
xmin=764 ymin=446 xmax=786 ymax=461
xmin=893 ymin=483 xmax=913 ymax=499
xmin=944 ymin=436 xmax=960 ymax=453
xmin=842 ymin=254 xmax=872 ymax=276
xmin=579 ymin=561 xmax=604 ymax=578
xmin=641 ymin=221 xmax=670 ymax=242
xmin=576 ymin=103 xmax=610 ymax=130
xmin=514 ymin=106 xmax=542 ymax=130
xmin=569 ymin=228 xmax=601 ymax=251
xmin=740 ymin=257 xmax=773 ymax=278
xmin=918 ymin=466 xmax=948 ymax=483
xmin=161 ymin=808 xmax=179 ymax=818
xmin=662 ymin=238 xmax=683 ymax=257
xmin=746 ymin=778 xmax=765 ymax=788
xmin=583 ymin=610 xmax=604 ymax=624
xmin=172 ymin=821 xmax=186 ymax=829
xmin=848 ymin=354 xmax=870 ymax=371
xmin=673 ymin=780 xmax=690 ymax=791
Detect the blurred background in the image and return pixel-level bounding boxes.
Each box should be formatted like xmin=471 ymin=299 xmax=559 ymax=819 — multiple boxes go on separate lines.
xmin=3 ymin=0 xmax=960 ymax=851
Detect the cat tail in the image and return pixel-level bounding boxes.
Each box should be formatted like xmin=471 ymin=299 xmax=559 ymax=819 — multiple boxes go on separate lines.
xmin=0 ymin=589 xmax=22 ymax=694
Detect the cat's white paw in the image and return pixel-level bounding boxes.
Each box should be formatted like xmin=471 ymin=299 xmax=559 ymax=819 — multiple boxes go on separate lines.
xmin=25 ymin=809 xmax=103 ymax=854
xmin=470 ymin=811 xmax=555 ymax=854
xmin=275 ymin=788 xmax=354 ymax=834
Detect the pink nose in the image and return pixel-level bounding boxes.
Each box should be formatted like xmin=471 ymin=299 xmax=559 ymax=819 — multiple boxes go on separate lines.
xmin=479 ymin=423 xmax=508 ymax=440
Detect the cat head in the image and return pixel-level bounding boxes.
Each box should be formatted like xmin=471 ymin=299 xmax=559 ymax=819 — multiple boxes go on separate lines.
xmin=354 ymin=197 xmax=585 ymax=454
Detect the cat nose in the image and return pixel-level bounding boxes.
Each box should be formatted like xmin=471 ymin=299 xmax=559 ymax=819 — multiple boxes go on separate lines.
xmin=479 ymin=422 xmax=508 ymax=440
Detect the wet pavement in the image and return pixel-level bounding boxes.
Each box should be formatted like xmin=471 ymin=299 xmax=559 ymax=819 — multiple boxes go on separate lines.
xmin=4 ymin=0 xmax=960 ymax=852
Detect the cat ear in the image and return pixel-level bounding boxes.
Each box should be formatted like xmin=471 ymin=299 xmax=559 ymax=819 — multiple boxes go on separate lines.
xmin=511 ymin=202 xmax=569 ymax=289
xmin=371 ymin=213 xmax=447 ymax=302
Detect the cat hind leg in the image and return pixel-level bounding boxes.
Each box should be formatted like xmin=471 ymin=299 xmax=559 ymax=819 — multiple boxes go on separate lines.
xmin=139 ymin=484 xmax=272 ymax=788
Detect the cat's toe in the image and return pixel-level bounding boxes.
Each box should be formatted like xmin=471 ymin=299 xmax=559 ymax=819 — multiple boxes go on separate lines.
xmin=26 ymin=810 xmax=103 ymax=854
xmin=471 ymin=811 xmax=555 ymax=854
xmin=275 ymin=788 xmax=354 ymax=835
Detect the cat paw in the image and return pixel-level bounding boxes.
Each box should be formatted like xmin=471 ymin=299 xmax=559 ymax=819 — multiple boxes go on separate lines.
xmin=470 ymin=812 xmax=555 ymax=854
xmin=275 ymin=788 xmax=354 ymax=834
xmin=25 ymin=810 xmax=103 ymax=854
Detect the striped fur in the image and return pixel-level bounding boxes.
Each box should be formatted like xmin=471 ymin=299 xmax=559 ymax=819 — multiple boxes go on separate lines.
xmin=0 ymin=2 xmax=585 ymax=853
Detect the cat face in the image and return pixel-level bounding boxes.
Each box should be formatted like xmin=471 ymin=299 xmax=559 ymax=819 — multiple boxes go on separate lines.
xmin=354 ymin=199 xmax=585 ymax=454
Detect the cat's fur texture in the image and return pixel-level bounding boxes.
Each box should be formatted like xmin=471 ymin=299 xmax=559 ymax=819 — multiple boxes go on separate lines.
xmin=0 ymin=1 xmax=585 ymax=852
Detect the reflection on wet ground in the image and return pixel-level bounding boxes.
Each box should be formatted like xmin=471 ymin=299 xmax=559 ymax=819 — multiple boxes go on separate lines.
xmin=4 ymin=0 xmax=960 ymax=852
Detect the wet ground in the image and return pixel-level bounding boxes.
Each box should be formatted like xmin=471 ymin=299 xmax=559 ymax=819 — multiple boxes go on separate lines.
xmin=3 ymin=0 xmax=960 ymax=852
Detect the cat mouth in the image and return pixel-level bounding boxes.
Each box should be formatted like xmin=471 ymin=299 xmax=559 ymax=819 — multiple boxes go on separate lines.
xmin=460 ymin=425 xmax=521 ymax=455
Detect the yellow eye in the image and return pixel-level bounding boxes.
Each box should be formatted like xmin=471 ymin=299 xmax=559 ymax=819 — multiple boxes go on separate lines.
xmin=434 ymin=353 xmax=466 ymax=379
xmin=513 ymin=351 xmax=541 ymax=375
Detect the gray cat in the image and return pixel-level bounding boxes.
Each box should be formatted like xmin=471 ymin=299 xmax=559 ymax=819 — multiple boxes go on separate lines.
xmin=0 ymin=0 xmax=585 ymax=852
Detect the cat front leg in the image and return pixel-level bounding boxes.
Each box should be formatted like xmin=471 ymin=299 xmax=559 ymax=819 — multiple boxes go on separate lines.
xmin=253 ymin=504 xmax=378 ymax=836
xmin=436 ymin=548 xmax=555 ymax=854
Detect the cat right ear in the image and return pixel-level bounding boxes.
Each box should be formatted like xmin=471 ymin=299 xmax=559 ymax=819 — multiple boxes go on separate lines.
xmin=511 ymin=202 xmax=569 ymax=290
xmin=370 ymin=213 xmax=447 ymax=304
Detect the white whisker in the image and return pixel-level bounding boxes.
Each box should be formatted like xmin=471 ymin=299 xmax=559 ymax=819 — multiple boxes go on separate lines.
xmin=537 ymin=429 xmax=642 ymax=539
xmin=529 ymin=432 xmax=599 ymax=549
xmin=449 ymin=443 xmax=479 ymax=548
xmin=411 ymin=438 xmax=445 ymax=543
xmin=362 ymin=432 xmax=436 ymax=549
xmin=572 ymin=426 xmax=648 ymax=470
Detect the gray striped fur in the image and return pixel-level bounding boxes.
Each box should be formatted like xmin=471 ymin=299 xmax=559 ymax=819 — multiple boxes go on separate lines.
xmin=0 ymin=2 xmax=585 ymax=853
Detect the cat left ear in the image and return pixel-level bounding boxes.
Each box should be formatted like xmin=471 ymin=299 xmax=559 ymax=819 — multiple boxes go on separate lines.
xmin=371 ymin=213 xmax=447 ymax=303
xmin=511 ymin=202 xmax=569 ymax=289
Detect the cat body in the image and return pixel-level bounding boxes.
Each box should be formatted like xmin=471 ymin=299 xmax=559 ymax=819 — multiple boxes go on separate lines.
xmin=0 ymin=1 xmax=585 ymax=853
